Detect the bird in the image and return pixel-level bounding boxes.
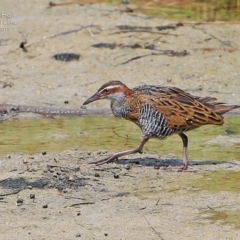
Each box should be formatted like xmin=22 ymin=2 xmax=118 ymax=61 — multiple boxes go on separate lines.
xmin=83 ymin=80 xmax=240 ymax=170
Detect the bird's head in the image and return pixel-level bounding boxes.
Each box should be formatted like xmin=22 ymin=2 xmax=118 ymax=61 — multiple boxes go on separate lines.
xmin=83 ymin=80 xmax=132 ymax=105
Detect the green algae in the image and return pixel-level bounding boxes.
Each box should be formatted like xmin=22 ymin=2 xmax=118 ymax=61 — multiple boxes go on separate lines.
xmin=0 ymin=116 xmax=239 ymax=162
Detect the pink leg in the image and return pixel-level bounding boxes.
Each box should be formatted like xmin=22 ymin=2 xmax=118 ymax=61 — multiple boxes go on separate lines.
xmin=178 ymin=133 xmax=191 ymax=171
xmin=161 ymin=133 xmax=191 ymax=171
xmin=89 ymin=138 xmax=149 ymax=166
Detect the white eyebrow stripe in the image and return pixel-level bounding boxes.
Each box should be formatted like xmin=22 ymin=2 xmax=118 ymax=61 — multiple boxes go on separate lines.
xmin=99 ymin=85 xmax=121 ymax=93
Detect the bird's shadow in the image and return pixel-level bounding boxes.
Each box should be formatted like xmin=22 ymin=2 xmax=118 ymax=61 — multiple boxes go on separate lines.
xmin=0 ymin=177 xmax=49 ymax=190
xmin=116 ymin=157 xmax=228 ymax=168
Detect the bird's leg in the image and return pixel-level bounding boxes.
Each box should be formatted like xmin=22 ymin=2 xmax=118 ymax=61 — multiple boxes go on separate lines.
xmin=161 ymin=133 xmax=191 ymax=171
xmin=179 ymin=132 xmax=191 ymax=171
xmin=89 ymin=138 xmax=149 ymax=165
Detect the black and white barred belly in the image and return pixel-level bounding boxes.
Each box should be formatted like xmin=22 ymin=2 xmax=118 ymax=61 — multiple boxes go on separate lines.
xmin=137 ymin=104 xmax=175 ymax=139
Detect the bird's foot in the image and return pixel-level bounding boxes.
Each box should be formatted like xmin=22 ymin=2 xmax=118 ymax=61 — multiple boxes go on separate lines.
xmin=161 ymin=162 xmax=193 ymax=172
xmin=89 ymin=154 xmax=119 ymax=166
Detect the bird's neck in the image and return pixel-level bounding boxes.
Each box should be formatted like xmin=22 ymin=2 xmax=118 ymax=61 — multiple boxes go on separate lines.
xmin=110 ymin=91 xmax=130 ymax=118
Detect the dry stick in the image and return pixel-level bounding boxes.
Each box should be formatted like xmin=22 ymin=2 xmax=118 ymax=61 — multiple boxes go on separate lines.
xmin=0 ymin=190 xmax=21 ymax=197
xmin=143 ymin=215 xmax=164 ymax=240
xmin=1 ymin=104 xmax=112 ymax=116
xmin=49 ymin=1 xmax=80 ymax=7
xmin=194 ymin=27 xmax=237 ymax=49
xmin=65 ymin=196 xmax=87 ymax=200
xmin=192 ymin=47 xmax=236 ymax=52
xmin=49 ymin=24 xmax=97 ymax=38
xmin=47 ymin=165 xmax=77 ymax=171
xmin=116 ymin=50 xmax=188 ymax=65
xmin=66 ymin=202 xmax=95 ymax=207
xmin=116 ymin=53 xmax=152 ymax=66
xmin=110 ymin=30 xmax=178 ymax=36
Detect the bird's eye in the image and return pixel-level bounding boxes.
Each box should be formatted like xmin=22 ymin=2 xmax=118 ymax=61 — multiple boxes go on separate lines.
xmin=103 ymin=89 xmax=109 ymax=93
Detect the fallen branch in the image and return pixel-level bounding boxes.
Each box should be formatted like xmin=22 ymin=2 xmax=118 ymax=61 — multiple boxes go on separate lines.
xmin=116 ymin=50 xmax=189 ymax=65
xmin=0 ymin=104 xmax=112 ymax=117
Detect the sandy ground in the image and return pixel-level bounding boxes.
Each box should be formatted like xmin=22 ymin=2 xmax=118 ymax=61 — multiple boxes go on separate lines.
xmin=0 ymin=0 xmax=240 ymax=239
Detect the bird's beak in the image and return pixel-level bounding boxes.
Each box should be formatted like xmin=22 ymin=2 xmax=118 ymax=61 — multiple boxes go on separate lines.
xmin=83 ymin=92 xmax=100 ymax=105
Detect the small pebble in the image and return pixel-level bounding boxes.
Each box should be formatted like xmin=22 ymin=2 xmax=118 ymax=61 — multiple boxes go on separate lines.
xmin=104 ymin=233 xmax=108 ymax=236
xmin=64 ymin=100 xmax=69 ymax=104
xmin=23 ymin=159 xmax=28 ymax=164
xmin=95 ymin=173 xmax=100 ymax=177
xmin=69 ymin=176 xmax=74 ymax=181
xmin=75 ymin=233 xmax=81 ymax=237
xmin=29 ymin=194 xmax=35 ymax=199
xmin=17 ymin=198 xmax=23 ymax=205
xmin=53 ymin=53 xmax=80 ymax=62
xmin=125 ymin=165 xmax=131 ymax=170
xmin=42 ymin=204 xmax=48 ymax=208
xmin=58 ymin=175 xmax=65 ymax=180
xmin=10 ymin=168 xmax=17 ymax=172
xmin=28 ymin=185 xmax=33 ymax=190
xmin=42 ymin=151 xmax=47 ymax=155
xmin=113 ymin=174 xmax=119 ymax=179
xmin=74 ymin=167 xmax=80 ymax=171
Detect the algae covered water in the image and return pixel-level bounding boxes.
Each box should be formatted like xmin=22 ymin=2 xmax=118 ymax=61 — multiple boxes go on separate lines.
xmin=0 ymin=116 xmax=239 ymax=162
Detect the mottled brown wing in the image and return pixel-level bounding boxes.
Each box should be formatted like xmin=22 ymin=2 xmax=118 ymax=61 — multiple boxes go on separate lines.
xmin=135 ymin=88 xmax=224 ymax=131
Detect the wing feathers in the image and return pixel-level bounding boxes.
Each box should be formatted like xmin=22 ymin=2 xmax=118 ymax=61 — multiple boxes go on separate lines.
xmin=129 ymin=86 xmax=236 ymax=131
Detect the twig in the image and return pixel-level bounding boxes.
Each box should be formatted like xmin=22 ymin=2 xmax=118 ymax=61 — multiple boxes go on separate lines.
xmin=49 ymin=1 xmax=80 ymax=7
xmin=116 ymin=53 xmax=152 ymax=65
xmin=1 ymin=103 xmax=112 ymax=116
xmin=143 ymin=215 xmax=164 ymax=240
xmin=66 ymin=202 xmax=95 ymax=207
xmin=47 ymin=165 xmax=76 ymax=172
xmin=207 ymin=206 xmax=214 ymax=210
xmin=19 ymin=39 xmax=28 ymax=52
xmin=194 ymin=27 xmax=237 ymax=49
xmin=155 ymin=199 xmax=160 ymax=205
xmin=116 ymin=50 xmax=188 ymax=65
xmin=110 ymin=30 xmax=177 ymax=36
xmin=0 ymin=190 xmax=21 ymax=197
xmin=65 ymin=196 xmax=86 ymax=200
xmin=49 ymin=25 xmax=97 ymax=38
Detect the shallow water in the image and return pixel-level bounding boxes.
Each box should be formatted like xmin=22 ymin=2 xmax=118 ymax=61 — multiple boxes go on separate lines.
xmin=105 ymin=0 xmax=240 ymax=21
xmin=202 ymin=209 xmax=240 ymax=229
xmin=191 ymin=170 xmax=240 ymax=192
xmin=0 ymin=116 xmax=239 ymax=161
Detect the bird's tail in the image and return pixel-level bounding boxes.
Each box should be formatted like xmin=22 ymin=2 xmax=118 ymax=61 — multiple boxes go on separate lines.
xmin=213 ymin=104 xmax=240 ymax=115
xmin=198 ymin=97 xmax=240 ymax=115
